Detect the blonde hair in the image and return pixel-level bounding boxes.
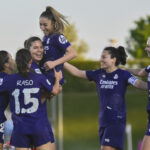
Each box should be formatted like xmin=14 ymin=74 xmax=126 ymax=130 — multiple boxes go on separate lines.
xmin=40 ymin=6 xmax=69 ymax=34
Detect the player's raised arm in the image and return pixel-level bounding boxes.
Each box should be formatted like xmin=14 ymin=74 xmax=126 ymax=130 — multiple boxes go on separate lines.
xmin=133 ymin=79 xmax=148 ymax=90
xmin=126 ymin=68 xmax=147 ymax=77
xmin=64 ymin=62 xmax=87 ymax=79
xmin=45 ymin=46 xmax=77 ymax=70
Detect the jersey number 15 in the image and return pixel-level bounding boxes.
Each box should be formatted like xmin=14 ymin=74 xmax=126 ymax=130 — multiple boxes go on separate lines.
xmin=12 ymin=88 xmax=40 ymax=114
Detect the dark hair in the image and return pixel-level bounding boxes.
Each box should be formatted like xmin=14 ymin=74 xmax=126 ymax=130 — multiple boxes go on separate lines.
xmin=40 ymin=6 xmax=69 ymax=34
xmin=0 ymin=50 xmax=9 ymax=72
xmin=24 ymin=36 xmax=42 ymax=50
xmin=16 ymin=49 xmax=32 ymax=78
xmin=103 ymin=46 xmax=127 ymax=66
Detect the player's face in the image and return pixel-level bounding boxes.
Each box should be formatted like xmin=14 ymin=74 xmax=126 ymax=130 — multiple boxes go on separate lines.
xmin=40 ymin=17 xmax=55 ymax=36
xmin=100 ymin=50 xmax=116 ymax=70
xmin=7 ymin=53 xmax=15 ymax=72
xmin=29 ymin=40 xmax=44 ymax=63
xmin=145 ymin=38 xmax=150 ymax=57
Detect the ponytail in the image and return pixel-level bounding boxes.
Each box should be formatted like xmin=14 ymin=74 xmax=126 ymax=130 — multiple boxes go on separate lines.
xmin=40 ymin=6 xmax=69 ymax=34
xmin=16 ymin=49 xmax=32 ymax=78
xmin=117 ymin=46 xmax=127 ymax=65
xmin=104 ymin=46 xmax=127 ymax=66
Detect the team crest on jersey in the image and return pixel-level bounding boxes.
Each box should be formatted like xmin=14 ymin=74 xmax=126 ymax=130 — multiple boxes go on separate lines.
xmin=46 ymin=38 xmax=50 ymax=44
xmin=44 ymin=46 xmax=49 ymax=51
xmin=113 ymin=74 xmax=118 ymax=79
xmin=59 ymin=35 xmax=68 ymax=44
xmin=35 ymin=69 xmax=42 ymax=74
xmin=0 ymin=78 xmax=3 ymax=85
xmin=102 ymin=74 xmax=106 ymax=78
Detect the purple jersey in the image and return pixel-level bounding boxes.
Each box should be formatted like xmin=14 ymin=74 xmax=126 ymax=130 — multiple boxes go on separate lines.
xmin=41 ymin=34 xmax=70 ymax=84
xmin=0 ymin=72 xmax=9 ymax=143
xmin=145 ymin=65 xmax=150 ymax=111
xmin=31 ymin=61 xmax=42 ymax=75
xmin=30 ymin=62 xmax=55 ymax=142
xmin=86 ymin=68 xmax=138 ymax=127
xmin=0 ymin=72 xmax=53 ymax=134
xmin=31 ymin=62 xmax=51 ymax=120
xmin=0 ymin=72 xmax=9 ymax=123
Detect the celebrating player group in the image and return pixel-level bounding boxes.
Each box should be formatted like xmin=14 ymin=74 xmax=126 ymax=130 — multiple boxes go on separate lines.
xmin=0 ymin=5 xmax=150 ymax=150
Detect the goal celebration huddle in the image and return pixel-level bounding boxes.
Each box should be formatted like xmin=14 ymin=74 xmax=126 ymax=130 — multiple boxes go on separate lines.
xmin=0 ymin=5 xmax=150 ymax=150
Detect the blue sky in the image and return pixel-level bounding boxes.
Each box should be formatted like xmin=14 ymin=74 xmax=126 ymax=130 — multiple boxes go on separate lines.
xmin=0 ymin=0 xmax=150 ymax=60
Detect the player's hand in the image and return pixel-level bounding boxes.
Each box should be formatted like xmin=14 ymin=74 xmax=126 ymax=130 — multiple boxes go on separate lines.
xmin=54 ymin=68 xmax=62 ymax=81
xmin=44 ymin=61 xmax=56 ymax=71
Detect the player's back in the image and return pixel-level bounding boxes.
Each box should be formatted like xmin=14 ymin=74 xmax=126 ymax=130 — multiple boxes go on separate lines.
xmin=4 ymin=72 xmax=52 ymax=134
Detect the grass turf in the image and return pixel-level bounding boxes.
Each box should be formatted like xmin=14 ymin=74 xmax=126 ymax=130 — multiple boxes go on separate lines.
xmin=47 ymin=88 xmax=148 ymax=150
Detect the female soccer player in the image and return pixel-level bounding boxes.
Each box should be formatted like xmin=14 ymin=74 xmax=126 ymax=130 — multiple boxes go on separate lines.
xmin=24 ymin=36 xmax=44 ymax=74
xmin=64 ymin=46 xmax=147 ymax=150
xmin=0 ymin=49 xmax=62 ymax=150
xmin=126 ymin=37 xmax=150 ymax=150
xmin=24 ymin=36 xmax=56 ymax=150
xmin=0 ymin=50 xmax=14 ymax=150
xmin=39 ymin=6 xmax=77 ymax=85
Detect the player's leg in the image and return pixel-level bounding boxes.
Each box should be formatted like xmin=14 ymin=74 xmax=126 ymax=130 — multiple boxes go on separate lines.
xmin=101 ymin=145 xmax=120 ymax=150
xmin=16 ymin=148 xmax=29 ymax=150
xmin=33 ymin=127 xmax=54 ymax=150
xmin=0 ymin=135 xmax=3 ymax=150
xmin=36 ymin=142 xmax=53 ymax=150
xmin=141 ymin=135 xmax=150 ymax=150
xmin=0 ymin=143 xmax=3 ymax=150
xmin=51 ymin=142 xmax=55 ymax=150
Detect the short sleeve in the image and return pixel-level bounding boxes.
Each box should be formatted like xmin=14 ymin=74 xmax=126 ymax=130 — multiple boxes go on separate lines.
xmin=124 ymin=71 xmax=138 ymax=86
xmin=40 ymin=75 xmax=53 ymax=92
xmin=86 ymin=70 xmax=98 ymax=82
xmin=55 ymin=34 xmax=71 ymax=52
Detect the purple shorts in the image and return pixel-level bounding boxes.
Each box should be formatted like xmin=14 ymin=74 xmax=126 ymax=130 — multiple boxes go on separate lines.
xmin=0 ymin=132 xmax=3 ymax=143
xmin=99 ymin=123 xmax=126 ymax=150
xmin=0 ymin=123 xmax=4 ymax=143
xmin=10 ymin=127 xmax=53 ymax=148
xmin=47 ymin=121 xmax=55 ymax=143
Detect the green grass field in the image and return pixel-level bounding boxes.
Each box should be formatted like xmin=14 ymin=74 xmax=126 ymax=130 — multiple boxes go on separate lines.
xmin=47 ymin=87 xmax=148 ymax=150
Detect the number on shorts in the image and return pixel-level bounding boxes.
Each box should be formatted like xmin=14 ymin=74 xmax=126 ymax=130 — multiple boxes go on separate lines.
xmin=0 ymin=123 xmax=4 ymax=133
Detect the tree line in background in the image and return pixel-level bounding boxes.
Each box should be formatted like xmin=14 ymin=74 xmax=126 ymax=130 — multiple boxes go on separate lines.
xmin=126 ymin=15 xmax=150 ymax=58
xmin=63 ymin=17 xmax=150 ymax=92
xmin=64 ymin=15 xmax=150 ymax=60
xmin=64 ymin=23 xmax=89 ymax=60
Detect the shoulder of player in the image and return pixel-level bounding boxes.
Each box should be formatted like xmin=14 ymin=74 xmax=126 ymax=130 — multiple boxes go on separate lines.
xmin=87 ymin=68 xmax=101 ymax=73
xmin=117 ymin=69 xmax=133 ymax=80
xmin=30 ymin=72 xmax=45 ymax=80
xmin=116 ymin=68 xmax=128 ymax=74
xmin=0 ymin=72 xmax=8 ymax=78
xmin=54 ymin=34 xmax=68 ymax=42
